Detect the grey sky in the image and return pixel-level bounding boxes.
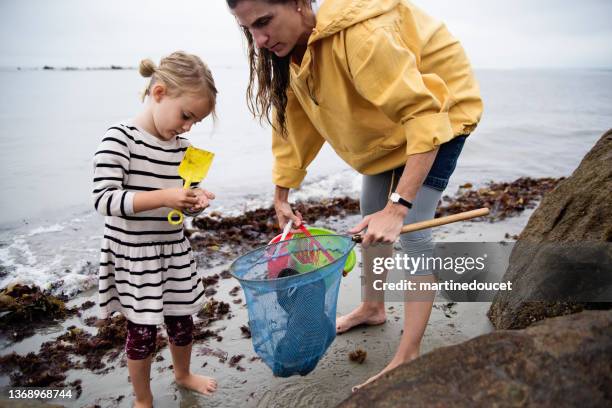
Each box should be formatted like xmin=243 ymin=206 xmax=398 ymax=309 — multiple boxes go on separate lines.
xmin=1 ymin=0 xmax=611 ymax=68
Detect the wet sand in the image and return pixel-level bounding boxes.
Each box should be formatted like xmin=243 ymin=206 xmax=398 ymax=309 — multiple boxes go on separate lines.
xmin=0 ymin=207 xmax=533 ymax=408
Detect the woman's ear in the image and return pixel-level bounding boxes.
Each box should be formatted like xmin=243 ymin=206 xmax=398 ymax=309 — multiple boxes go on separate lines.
xmin=151 ymin=83 xmax=166 ymax=102
xmin=296 ymin=0 xmax=311 ymax=10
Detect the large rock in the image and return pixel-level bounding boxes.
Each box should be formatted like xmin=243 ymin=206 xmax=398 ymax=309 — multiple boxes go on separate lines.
xmin=337 ymin=310 xmax=612 ymax=408
xmin=488 ymin=130 xmax=612 ymax=329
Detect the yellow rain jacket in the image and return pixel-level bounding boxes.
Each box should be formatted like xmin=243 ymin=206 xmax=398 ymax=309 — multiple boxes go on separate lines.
xmin=272 ymin=0 xmax=483 ymax=188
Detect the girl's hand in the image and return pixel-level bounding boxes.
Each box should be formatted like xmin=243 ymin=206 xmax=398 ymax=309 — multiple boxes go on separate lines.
xmin=189 ymin=188 xmax=216 ymax=212
xmin=349 ymin=204 xmax=407 ymax=247
xmin=274 ymin=200 xmax=303 ymax=231
xmin=162 ymin=188 xmax=199 ymax=210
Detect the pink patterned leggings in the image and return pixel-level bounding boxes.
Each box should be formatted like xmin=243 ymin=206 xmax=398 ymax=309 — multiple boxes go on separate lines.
xmin=125 ymin=315 xmax=193 ymax=360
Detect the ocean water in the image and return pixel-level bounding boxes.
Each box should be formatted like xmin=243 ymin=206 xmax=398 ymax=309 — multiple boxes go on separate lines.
xmin=0 ymin=67 xmax=610 ymax=294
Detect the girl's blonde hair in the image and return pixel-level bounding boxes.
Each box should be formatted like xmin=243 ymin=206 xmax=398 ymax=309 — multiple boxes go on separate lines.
xmin=139 ymin=51 xmax=218 ymax=117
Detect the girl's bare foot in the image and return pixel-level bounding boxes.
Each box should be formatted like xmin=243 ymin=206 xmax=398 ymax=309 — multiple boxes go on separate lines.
xmin=336 ymin=304 xmax=386 ymax=334
xmin=175 ymin=373 xmax=218 ymax=395
xmin=351 ymin=352 xmax=419 ymax=392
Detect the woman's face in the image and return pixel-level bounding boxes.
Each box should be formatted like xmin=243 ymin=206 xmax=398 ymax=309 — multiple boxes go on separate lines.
xmin=231 ymin=1 xmax=309 ymax=57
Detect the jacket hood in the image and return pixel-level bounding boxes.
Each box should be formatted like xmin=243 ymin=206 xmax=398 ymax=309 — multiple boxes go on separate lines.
xmin=309 ymin=0 xmax=400 ymax=43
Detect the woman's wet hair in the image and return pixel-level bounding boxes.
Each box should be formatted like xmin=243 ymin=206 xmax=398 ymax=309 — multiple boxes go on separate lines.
xmin=139 ymin=51 xmax=218 ymax=117
xmin=227 ymin=0 xmax=313 ymax=136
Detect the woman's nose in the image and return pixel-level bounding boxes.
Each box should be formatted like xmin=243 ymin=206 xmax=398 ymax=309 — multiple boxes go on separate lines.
xmin=182 ymin=122 xmax=193 ymax=132
xmin=252 ymin=30 xmax=269 ymax=49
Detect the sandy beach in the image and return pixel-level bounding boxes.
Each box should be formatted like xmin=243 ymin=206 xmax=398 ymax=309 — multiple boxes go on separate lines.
xmin=0 ymin=202 xmax=533 ymax=408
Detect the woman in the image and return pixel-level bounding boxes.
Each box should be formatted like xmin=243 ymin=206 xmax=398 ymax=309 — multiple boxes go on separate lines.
xmin=227 ymin=0 xmax=483 ymax=389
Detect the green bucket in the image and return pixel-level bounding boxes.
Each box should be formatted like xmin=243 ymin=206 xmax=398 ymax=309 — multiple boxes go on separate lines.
xmin=268 ymin=226 xmax=357 ymax=276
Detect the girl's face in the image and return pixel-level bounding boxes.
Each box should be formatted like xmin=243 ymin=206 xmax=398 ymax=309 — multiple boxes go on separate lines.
xmin=231 ymin=0 xmax=311 ymax=57
xmin=151 ymin=86 xmax=211 ymax=141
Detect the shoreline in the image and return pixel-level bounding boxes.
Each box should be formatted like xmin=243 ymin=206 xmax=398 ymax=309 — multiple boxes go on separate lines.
xmin=0 ymin=177 xmax=559 ymax=407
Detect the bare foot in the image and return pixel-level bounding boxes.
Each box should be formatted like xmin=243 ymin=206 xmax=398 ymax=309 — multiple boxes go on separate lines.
xmin=133 ymin=397 xmax=153 ymax=408
xmin=352 ymin=353 xmax=418 ymax=392
xmin=336 ymin=304 xmax=386 ymax=334
xmin=175 ymin=373 xmax=218 ymax=395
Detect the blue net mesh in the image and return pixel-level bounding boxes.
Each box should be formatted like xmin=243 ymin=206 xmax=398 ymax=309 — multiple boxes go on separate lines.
xmin=230 ymin=234 xmax=355 ymax=377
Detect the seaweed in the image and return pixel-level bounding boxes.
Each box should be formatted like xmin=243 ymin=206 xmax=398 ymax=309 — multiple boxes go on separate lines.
xmin=348 ymin=349 xmax=367 ymax=364
xmin=80 ymin=300 xmax=96 ymax=311
xmin=0 ymin=284 xmax=78 ymax=341
xmin=436 ymin=177 xmax=563 ymax=221
xmin=240 ymin=325 xmax=252 ymax=339
xmin=229 ymin=354 xmax=246 ymax=371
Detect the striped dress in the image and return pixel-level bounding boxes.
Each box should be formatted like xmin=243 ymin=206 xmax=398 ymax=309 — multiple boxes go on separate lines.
xmin=92 ymin=122 xmax=205 ymax=325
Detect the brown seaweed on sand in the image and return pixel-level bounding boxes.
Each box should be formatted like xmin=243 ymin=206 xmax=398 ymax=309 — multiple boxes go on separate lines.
xmin=240 ymin=324 xmax=252 ymax=338
xmin=433 ymin=302 xmax=458 ymax=318
xmin=0 ymin=284 xmax=79 ymax=341
xmin=0 ymin=317 xmax=128 ymax=389
xmin=193 ymin=320 xmax=224 ymax=342
xmin=0 ymin=314 xmax=170 ymax=390
xmin=80 ymin=300 xmax=96 ymax=310
xmin=197 ymin=299 xmax=231 ymax=324
xmin=349 ymin=349 xmax=367 ymax=364
xmin=229 ymin=354 xmax=245 ymax=368
xmin=436 ymin=177 xmax=562 ymax=221
xmin=197 ymin=346 xmax=228 ymax=363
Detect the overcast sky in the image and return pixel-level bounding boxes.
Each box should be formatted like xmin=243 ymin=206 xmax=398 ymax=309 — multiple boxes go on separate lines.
xmin=0 ymin=0 xmax=611 ymax=69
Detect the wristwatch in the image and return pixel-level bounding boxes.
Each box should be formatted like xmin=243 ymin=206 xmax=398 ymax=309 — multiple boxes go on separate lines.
xmin=389 ymin=192 xmax=413 ymax=209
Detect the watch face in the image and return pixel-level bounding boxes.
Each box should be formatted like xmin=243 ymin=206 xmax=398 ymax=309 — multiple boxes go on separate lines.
xmin=390 ymin=192 xmax=400 ymax=203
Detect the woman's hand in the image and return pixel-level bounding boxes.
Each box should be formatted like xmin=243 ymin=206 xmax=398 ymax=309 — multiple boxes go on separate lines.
xmin=273 ymin=185 xmax=303 ymax=231
xmin=274 ymin=200 xmax=303 ymax=231
xmin=349 ymin=204 xmax=407 ymax=247
xmin=188 ymin=188 xmax=216 ymax=212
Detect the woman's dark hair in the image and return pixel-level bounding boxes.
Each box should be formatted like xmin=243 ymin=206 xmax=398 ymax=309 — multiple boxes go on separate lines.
xmin=227 ymin=0 xmax=312 ymax=136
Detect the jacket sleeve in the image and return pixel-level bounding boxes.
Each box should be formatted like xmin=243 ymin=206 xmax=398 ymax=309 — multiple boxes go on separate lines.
xmin=272 ymin=88 xmax=326 ymax=188
xmin=347 ymin=26 xmax=455 ymax=154
xmin=92 ymin=129 xmax=135 ymax=216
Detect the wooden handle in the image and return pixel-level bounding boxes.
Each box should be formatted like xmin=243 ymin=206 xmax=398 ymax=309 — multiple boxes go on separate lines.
xmin=351 ymin=207 xmax=489 ymax=243
xmin=400 ymin=207 xmax=490 ymax=234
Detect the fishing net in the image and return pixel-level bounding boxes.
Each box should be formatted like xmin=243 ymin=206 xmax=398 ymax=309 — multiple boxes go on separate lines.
xmin=230 ymin=235 xmax=355 ymax=377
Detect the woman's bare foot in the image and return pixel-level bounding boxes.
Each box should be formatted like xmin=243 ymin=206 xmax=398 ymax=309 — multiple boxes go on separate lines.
xmin=352 ymin=352 xmax=418 ymax=392
xmin=175 ymin=373 xmax=218 ymax=395
xmin=336 ymin=303 xmax=386 ymax=334
xmin=133 ymin=396 xmax=153 ymax=408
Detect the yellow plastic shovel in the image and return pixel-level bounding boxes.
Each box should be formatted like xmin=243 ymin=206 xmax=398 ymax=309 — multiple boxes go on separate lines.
xmin=167 ymin=146 xmax=215 ymax=225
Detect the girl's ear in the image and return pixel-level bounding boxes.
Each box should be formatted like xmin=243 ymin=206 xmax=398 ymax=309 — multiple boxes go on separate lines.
xmin=151 ymin=83 xmax=166 ymax=102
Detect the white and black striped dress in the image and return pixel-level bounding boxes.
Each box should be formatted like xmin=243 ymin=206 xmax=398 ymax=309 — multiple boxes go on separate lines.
xmin=92 ymin=122 xmax=205 ymax=325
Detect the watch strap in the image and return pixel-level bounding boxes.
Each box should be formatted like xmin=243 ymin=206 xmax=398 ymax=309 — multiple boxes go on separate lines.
xmin=390 ymin=192 xmax=413 ymax=209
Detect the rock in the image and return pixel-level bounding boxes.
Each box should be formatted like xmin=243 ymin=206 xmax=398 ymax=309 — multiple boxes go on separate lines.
xmin=488 ymin=130 xmax=612 ymax=329
xmin=338 ymin=310 xmax=612 ymax=408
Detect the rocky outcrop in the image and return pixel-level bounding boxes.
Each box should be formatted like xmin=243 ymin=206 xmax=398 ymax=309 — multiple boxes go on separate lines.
xmin=337 ymin=310 xmax=612 ymax=408
xmin=488 ymin=130 xmax=612 ymax=329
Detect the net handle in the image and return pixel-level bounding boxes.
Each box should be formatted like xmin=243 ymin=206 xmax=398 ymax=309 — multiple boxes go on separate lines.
xmin=352 ymin=208 xmax=490 ymax=243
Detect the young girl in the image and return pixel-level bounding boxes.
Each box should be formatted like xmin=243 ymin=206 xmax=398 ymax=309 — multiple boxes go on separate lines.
xmin=92 ymin=51 xmax=218 ymax=407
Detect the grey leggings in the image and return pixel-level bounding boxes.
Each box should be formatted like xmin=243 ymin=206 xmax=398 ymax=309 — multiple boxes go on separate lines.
xmin=360 ymin=167 xmax=442 ymax=276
